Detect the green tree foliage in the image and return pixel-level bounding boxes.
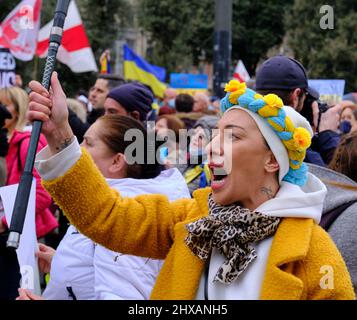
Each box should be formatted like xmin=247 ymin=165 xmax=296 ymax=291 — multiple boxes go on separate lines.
xmin=79 ymin=0 xmax=132 ymax=59
xmin=139 ymin=0 xmax=214 ymax=74
xmin=285 ymin=0 xmax=357 ymax=92
xmin=139 ymin=0 xmax=293 ymax=77
xmin=232 ymin=0 xmax=294 ymax=74
xmin=0 ymin=1 xmax=16 ymax=20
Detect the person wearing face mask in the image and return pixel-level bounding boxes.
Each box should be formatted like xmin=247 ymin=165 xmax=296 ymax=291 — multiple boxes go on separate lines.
xmin=155 ymin=114 xmax=186 ymax=169
xmin=176 ymin=116 xmax=220 ymax=195
xmin=159 ymin=88 xmax=177 ymax=115
xmin=339 ymin=103 xmax=357 ymax=135
xmin=27 ymin=75 xmax=355 ymax=300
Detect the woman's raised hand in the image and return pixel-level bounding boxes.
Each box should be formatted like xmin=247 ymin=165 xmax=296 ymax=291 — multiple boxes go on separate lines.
xmin=28 ymin=72 xmax=68 ymax=134
xmin=28 ymin=72 xmax=74 ymax=155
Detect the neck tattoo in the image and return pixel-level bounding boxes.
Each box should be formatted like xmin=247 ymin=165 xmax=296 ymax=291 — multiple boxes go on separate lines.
xmin=260 ymin=186 xmax=275 ymax=200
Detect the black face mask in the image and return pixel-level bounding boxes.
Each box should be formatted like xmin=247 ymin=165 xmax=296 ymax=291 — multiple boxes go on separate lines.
xmin=339 ymin=120 xmax=352 ymax=134
xmin=0 ymin=103 xmax=12 ymax=129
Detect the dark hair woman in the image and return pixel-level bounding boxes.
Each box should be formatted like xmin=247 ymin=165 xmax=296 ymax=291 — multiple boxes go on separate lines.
xmin=17 ymin=113 xmax=190 ymax=300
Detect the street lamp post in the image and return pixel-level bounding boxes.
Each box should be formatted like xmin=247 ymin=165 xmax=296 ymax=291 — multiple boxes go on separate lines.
xmin=213 ymin=0 xmax=232 ymax=98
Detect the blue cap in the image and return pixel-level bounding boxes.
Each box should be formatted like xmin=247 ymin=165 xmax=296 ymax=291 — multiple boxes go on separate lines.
xmin=256 ymin=55 xmax=314 ymax=94
xmin=107 ymin=83 xmax=153 ymax=121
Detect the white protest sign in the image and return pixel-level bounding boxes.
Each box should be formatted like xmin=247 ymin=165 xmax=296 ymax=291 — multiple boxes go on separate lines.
xmin=0 ymin=179 xmax=41 ymax=294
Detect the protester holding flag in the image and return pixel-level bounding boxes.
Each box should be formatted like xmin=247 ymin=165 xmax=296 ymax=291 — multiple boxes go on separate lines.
xmin=27 ymin=74 xmax=354 ymax=300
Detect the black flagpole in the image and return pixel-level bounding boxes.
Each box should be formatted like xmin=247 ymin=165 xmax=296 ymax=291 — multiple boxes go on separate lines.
xmin=7 ymin=0 xmax=71 ymax=250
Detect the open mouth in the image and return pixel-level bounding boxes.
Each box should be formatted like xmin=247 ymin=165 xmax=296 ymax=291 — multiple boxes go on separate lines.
xmin=212 ymin=172 xmax=228 ymax=182
xmin=210 ymin=167 xmax=229 ymax=190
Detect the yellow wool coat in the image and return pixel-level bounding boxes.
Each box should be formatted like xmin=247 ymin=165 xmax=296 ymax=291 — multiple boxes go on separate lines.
xmin=43 ymin=149 xmax=355 ymax=300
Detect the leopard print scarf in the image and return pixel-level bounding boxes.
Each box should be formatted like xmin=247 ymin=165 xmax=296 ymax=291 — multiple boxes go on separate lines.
xmin=185 ymin=194 xmax=281 ymax=284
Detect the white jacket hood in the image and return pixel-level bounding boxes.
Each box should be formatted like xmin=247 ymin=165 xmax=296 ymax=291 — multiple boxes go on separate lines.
xmin=44 ymin=168 xmax=190 ymax=300
xmin=106 ymin=168 xmax=191 ymax=200
xmin=256 ymin=172 xmax=327 ymax=224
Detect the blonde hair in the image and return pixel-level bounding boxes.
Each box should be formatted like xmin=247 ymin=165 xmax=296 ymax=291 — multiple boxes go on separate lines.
xmin=67 ymin=98 xmax=87 ymax=123
xmin=0 ymin=86 xmax=29 ymax=131
xmin=329 ymin=131 xmax=357 ymax=182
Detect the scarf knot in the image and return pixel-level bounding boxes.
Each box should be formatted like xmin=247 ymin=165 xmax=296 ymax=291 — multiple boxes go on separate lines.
xmin=185 ymin=194 xmax=281 ymax=284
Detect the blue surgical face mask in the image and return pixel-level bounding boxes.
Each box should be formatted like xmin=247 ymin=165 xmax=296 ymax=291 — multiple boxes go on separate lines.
xmin=159 ymin=147 xmax=169 ymax=163
xmin=208 ymin=104 xmax=215 ymax=111
xmin=168 ymin=98 xmax=176 ymax=108
xmin=189 ymin=146 xmax=204 ymax=155
xmin=339 ymin=120 xmax=352 ymax=134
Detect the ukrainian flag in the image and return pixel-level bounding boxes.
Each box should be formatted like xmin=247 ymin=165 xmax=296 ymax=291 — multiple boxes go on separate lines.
xmin=100 ymin=53 xmax=111 ymax=74
xmin=123 ymin=44 xmax=167 ymax=98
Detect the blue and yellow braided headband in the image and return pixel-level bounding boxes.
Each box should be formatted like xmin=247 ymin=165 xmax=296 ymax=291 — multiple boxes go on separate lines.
xmin=220 ymin=80 xmax=312 ymax=186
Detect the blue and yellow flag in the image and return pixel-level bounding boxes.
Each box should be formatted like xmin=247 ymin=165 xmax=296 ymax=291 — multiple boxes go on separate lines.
xmin=123 ymin=44 xmax=167 ymax=98
xmin=100 ymin=52 xmax=111 ymax=74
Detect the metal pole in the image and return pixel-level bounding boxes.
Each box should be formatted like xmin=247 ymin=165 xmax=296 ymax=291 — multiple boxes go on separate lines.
xmin=213 ymin=0 xmax=232 ymax=98
xmin=7 ymin=0 xmax=70 ymax=250
xmin=114 ymin=39 xmax=125 ymax=76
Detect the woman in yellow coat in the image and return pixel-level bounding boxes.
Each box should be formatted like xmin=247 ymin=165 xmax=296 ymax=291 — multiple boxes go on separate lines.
xmin=28 ymin=73 xmax=355 ymax=300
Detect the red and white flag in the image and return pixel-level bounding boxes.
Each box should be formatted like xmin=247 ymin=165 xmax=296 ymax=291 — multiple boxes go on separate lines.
xmin=36 ymin=0 xmax=98 ymax=73
xmin=233 ymin=60 xmax=251 ymax=83
xmin=0 ymin=0 xmax=42 ymax=61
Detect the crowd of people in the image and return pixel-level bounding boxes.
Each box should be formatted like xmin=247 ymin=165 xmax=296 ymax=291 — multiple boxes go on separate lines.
xmin=0 ymin=55 xmax=356 ymax=300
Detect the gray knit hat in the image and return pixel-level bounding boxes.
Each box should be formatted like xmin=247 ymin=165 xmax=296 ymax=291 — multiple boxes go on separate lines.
xmin=194 ymin=115 xmax=220 ymax=140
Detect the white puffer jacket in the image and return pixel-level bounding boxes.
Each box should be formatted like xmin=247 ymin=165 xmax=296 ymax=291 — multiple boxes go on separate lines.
xmin=43 ymin=168 xmax=190 ymax=300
